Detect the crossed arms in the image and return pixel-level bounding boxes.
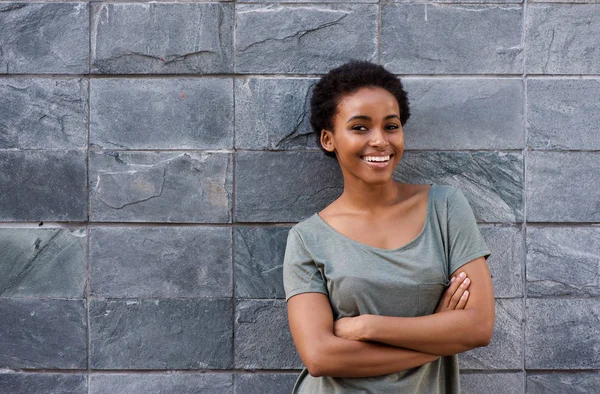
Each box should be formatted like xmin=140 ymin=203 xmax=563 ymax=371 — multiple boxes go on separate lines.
xmin=286 ymin=256 xmax=495 ymax=378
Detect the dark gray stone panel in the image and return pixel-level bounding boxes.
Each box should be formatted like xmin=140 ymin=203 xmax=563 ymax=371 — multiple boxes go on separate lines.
xmin=90 ymin=151 xmax=232 ymax=223
xmin=91 ymin=3 xmax=233 ymax=74
xmin=235 ymin=78 xmax=318 ymax=150
xmin=459 ymin=299 xmax=523 ymax=370
xmin=382 ymin=5 xmax=523 ymax=74
xmin=527 ymin=152 xmax=600 ymax=222
xmin=0 ymin=3 xmax=88 ymax=74
xmin=0 ymin=299 xmax=87 ymax=369
xmin=235 ymin=374 xmax=298 ymax=394
xmin=235 ymin=299 xmax=301 ymax=369
xmin=527 ymin=226 xmax=600 ymax=297
xmin=234 ymin=151 xmax=343 ymax=223
xmin=526 ymin=5 xmax=600 ymax=74
xmin=0 ymin=228 xmax=86 ymax=298
xmin=91 ymin=78 xmax=233 ymax=150
xmin=0 ymin=78 xmax=88 ymax=150
xmin=527 ymin=79 xmax=600 ymax=150
xmin=403 ymin=78 xmax=524 ymax=150
xmin=90 ymin=373 xmax=233 ymax=394
xmin=90 ymin=226 xmax=232 ymax=298
xmin=527 ymin=372 xmax=600 ymax=394
xmin=234 ymin=226 xmax=290 ymax=299
xmin=0 ymin=150 xmax=87 ymax=222
xmin=526 ymin=299 xmax=600 ymax=369
xmin=235 ymin=4 xmax=377 ymax=74
xmin=480 ymin=226 xmax=523 ymax=298
xmin=90 ymin=299 xmax=233 ymax=369
xmin=0 ymin=373 xmax=87 ymax=394
xmin=460 ymin=372 xmax=523 ymax=394
xmin=394 ymin=152 xmax=524 ymax=223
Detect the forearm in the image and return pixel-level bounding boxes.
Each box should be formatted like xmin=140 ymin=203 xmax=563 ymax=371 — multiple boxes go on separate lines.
xmin=363 ymin=309 xmax=493 ymax=356
xmin=307 ymin=334 xmax=439 ymax=378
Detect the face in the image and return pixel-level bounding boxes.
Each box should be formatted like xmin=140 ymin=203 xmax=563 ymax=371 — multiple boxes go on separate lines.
xmin=320 ymin=86 xmax=404 ymax=185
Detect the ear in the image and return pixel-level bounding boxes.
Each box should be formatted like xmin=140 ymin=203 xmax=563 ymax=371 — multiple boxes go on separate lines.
xmin=320 ymin=129 xmax=336 ymax=153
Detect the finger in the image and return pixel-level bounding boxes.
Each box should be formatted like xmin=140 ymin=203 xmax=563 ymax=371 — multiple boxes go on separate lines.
xmin=455 ymin=290 xmax=469 ymax=309
xmin=449 ymin=277 xmax=470 ymax=309
xmin=441 ymin=274 xmax=463 ymax=307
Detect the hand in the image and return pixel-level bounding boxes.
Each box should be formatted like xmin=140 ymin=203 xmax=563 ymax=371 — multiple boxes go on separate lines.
xmin=333 ymin=315 xmax=369 ymax=341
xmin=435 ymin=272 xmax=470 ymax=313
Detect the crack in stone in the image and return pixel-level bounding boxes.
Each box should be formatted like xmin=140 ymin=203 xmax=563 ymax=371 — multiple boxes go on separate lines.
xmin=544 ymin=29 xmax=556 ymax=73
xmin=238 ymin=14 xmax=349 ymax=53
xmin=97 ymin=167 xmax=166 ymax=210
xmin=275 ymin=85 xmax=313 ymax=148
xmin=287 ymin=186 xmax=342 ymax=207
xmin=0 ymin=4 xmax=26 ymax=13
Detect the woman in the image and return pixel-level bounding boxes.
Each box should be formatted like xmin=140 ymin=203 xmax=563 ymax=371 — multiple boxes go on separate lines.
xmin=283 ymin=60 xmax=495 ymax=393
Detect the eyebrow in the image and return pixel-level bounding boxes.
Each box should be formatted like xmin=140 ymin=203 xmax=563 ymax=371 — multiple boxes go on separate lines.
xmin=346 ymin=114 xmax=400 ymax=124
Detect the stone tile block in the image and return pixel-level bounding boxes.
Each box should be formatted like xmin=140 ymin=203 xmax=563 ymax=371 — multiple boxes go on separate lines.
xmin=0 ymin=3 xmax=88 ymax=74
xmin=402 ymin=78 xmax=524 ymax=150
xmin=526 ymin=5 xmax=600 ymax=74
xmin=460 ymin=299 xmax=523 ymax=370
xmin=526 ymin=299 xmax=600 ymax=369
xmin=234 ymin=151 xmax=343 ymax=223
xmin=527 ymin=79 xmax=600 ymax=150
xmin=0 ymin=150 xmax=87 ymax=222
xmin=382 ymin=5 xmax=523 ymax=74
xmin=235 ymin=4 xmax=377 ymax=74
xmin=90 ymin=78 xmax=233 ymax=150
xmin=527 ymin=372 xmax=600 ymax=394
xmin=90 ymin=151 xmax=232 ymax=223
xmin=90 ymin=373 xmax=233 ymax=394
xmin=235 ymin=78 xmax=318 ymax=150
xmin=235 ymin=299 xmax=301 ymax=369
xmin=527 ymin=226 xmax=600 ymax=297
xmin=91 ymin=3 xmax=233 ymax=74
xmin=0 ymin=78 xmax=88 ymax=149
xmin=90 ymin=226 xmax=232 ymax=298
xmin=527 ymin=152 xmax=600 ymax=222
xmin=234 ymin=226 xmax=290 ymax=299
xmin=394 ymin=152 xmax=524 ymax=223
xmin=0 ymin=373 xmax=87 ymax=394
xmin=0 ymin=228 xmax=86 ymax=298
xmin=480 ymin=226 xmax=523 ymax=298
xmin=90 ymin=299 xmax=233 ymax=369
xmin=460 ymin=373 xmax=523 ymax=394
xmin=235 ymin=374 xmax=298 ymax=394
xmin=0 ymin=299 xmax=87 ymax=369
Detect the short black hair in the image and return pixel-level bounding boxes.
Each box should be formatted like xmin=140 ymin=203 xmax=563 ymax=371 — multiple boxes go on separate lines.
xmin=310 ymin=60 xmax=410 ymax=159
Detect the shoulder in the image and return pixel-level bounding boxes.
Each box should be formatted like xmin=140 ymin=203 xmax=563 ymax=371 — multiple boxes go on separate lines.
xmin=429 ymin=184 xmax=462 ymax=204
xmin=287 ymin=213 xmax=323 ymax=247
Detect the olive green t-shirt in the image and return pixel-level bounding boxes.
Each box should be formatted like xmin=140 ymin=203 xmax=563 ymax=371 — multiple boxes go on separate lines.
xmin=283 ymin=184 xmax=492 ymax=394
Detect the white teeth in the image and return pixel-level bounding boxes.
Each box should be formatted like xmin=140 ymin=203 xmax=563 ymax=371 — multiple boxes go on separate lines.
xmin=363 ymin=155 xmax=390 ymax=162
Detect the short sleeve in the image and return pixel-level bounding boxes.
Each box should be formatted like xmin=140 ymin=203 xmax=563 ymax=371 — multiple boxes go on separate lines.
xmin=447 ymin=188 xmax=492 ymax=275
xmin=282 ymin=228 xmax=328 ymax=301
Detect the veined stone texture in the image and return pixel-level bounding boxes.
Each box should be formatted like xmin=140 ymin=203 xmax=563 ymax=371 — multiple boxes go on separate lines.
xmin=527 ymin=373 xmax=600 ymax=393
xmin=235 ymin=78 xmax=318 ymax=150
xmin=91 ymin=3 xmax=233 ymax=74
xmin=0 ymin=228 xmax=86 ymax=298
xmin=402 ymin=78 xmax=525 ymax=150
xmin=0 ymin=373 xmax=87 ymax=394
xmin=235 ymin=374 xmax=298 ymax=394
xmin=460 ymin=373 xmax=524 ymax=394
xmin=234 ymin=226 xmax=290 ymax=299
xmin=526 ymin=5 xmax=600 ymax=74
xmin=235 ymin=4 xmax=378 ymax=74
xmin=90 ymin=226 xmax=232 ymax=298
xmin=527 ymin=78 xmax=600 ymax=150
xmin=90 ymin=78 xmax=233 ymax=150
xmin=90 ymin=374 xmax=233 ymax=394
xmin=0 ymin=78 xmax=88 ymax=150
xmin=90 ymin=299 xmax=233 ymax=369
xmin=90 ymin=151 xmax=232 ymax=223
xmin=394 ymin=152 xmax=524 ymax=223
xmin=382 ymin=4 xmax=523 ymax=74
xmin=480 ymin=226 xmax=523 ymax=298
xmin=0 ymin=150 xmax=87 ymax=222
xmin=526 ymin=226 xmax=600 ymax=297
xmin=527 ymin=152 xmax=600 ymax=222
xmin=0 ymin=3 xmax=88 ymax=74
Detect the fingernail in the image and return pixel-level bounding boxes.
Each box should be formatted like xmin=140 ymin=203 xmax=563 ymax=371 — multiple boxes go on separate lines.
xmin=459 ymin=272 xmax=466 ymax=278
xmin=464 ymin=278 xmax=470 ymax=285
xmin=463 ymin=291 xmax=469 ymax=297
xmin=450 ymin=277 xmax=456 ymax=283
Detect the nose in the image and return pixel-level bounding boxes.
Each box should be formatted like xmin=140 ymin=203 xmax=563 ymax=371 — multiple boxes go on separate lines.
xmin=369 ymin=127 xmax=389 ymax=148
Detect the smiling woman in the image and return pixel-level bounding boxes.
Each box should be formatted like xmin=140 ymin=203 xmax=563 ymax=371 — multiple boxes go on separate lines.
xmin=283 ymin=61 xmax=495 ymax=394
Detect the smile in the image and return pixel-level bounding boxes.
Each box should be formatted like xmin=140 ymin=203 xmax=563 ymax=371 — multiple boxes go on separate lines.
xmin=361 ymin=154 xmax=393 ymax=168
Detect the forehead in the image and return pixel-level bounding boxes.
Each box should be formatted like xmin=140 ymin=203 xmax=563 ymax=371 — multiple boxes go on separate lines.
xmin=336 ymin=87 xmax=399 ymax=116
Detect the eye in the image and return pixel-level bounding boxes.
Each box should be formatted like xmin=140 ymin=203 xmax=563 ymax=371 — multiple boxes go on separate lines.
xmin=351 ymin=125 xmax=368 ymax=132
xmin=386 ymin=124 xmax=400 ymax=131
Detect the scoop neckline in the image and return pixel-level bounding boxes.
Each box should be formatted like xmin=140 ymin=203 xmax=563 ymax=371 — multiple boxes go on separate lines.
xmin=313 ymin=184 xmax=434 ymax=253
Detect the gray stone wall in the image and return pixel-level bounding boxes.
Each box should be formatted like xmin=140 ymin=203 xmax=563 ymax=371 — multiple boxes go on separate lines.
xmin=0 ymin=0 xmax=598 ymax=393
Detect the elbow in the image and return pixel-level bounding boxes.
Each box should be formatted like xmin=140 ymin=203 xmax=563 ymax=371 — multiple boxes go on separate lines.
xmin=471 ymin=317 xmax=494 ymax=348
xmin=304 ymin=349 xmax=328 ymax=377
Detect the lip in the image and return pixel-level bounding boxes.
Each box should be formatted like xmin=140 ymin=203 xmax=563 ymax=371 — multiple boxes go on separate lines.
xmin=360 ymin=153 xmax=394 ymax=169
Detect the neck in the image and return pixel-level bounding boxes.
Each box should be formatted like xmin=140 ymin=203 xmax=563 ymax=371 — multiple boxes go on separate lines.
xmin=338 ymin=177 xmax=404 ymax=214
